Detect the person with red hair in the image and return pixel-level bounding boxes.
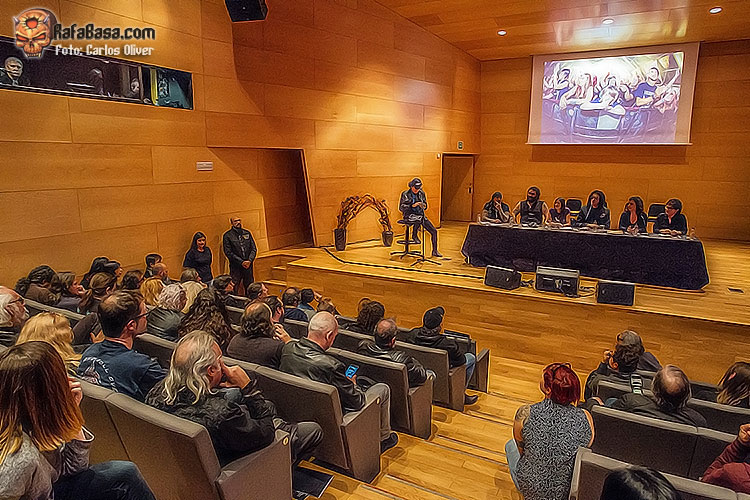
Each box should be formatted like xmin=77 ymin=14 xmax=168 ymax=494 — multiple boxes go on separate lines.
xmin=505 ymin=362 xmax=595 ymax=500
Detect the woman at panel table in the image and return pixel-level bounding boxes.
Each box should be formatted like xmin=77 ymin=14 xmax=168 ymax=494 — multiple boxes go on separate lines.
xmin=548 ymin=197 xmax=571 ymax=225
xmin=653 ymin=198 xmax=688 ymax=236
xmin=618 ymin=196 xmax=648 ymax=234
xmin=573 ymin=190 xmax=610 ymax=228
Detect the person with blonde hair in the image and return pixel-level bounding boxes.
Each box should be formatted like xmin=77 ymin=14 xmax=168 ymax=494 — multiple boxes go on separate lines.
xmin=146 ymin=284 xmax=186 ymax=341
xmin=0 ymin=341 xmax=156 ymax=499
xmin=17 ymin=312 xmax=80 ymax=373
xmin=139 ymin=276 xmax=164 ymax=307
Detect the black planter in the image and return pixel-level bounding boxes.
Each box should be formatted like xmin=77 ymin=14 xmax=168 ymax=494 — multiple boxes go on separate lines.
xmin=334 ymin=228 xmax=347 ymax=251
xmin=382 ymin=230 xmax=394 ymax=247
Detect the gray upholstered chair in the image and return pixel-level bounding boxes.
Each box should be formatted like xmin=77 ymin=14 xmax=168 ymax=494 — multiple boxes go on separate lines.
xmin=689 ymin=427 xmax=736 ymax=480
xmin=225 ymin=305 xmax=244 ymax=326
xmin=688 ymin=398 xmax=750 ymax=435
xmin=569 ymin=447 xmax=737 ymax=500
xmin=24 ymin=297 xmax=84 ymax=326
xmin=590 ymin=405 xmax=698 ymax=476
xmin=105 ymin=392 xmax=292 ymax=500
xmin=328 ymin=346 xmax=433 ymax=438
xmin=281 ymin=319 xmax=309 ymax=339
xmin=78 ymin=379 xmax=129 ymax=464
xmin=133 ymin=333 xmax=177 ymax=368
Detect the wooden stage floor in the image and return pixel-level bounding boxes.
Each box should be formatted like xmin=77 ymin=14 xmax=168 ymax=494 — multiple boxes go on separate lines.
xmin=259 ymin=222 xmax=750 ymax=500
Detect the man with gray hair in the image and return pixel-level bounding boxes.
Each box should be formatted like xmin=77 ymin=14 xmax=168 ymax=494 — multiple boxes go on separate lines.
xmin=147 ymin=330 xmax=322 ymax=466
xmin=280 ymin=312 xmax=398 ymax=452
xmin=0 ymin=286 xmax=29 ymax=347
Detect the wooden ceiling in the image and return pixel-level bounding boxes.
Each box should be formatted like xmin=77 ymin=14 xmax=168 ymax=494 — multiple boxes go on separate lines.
xmin=375 ymin=0 xmax=750 ymax=60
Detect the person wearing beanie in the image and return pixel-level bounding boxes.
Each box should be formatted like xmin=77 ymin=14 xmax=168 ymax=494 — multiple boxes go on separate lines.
xmin=398 ymin=177 xmax=442 ymax=258
xmin=405 ymin=306 xmax=478 ymax=405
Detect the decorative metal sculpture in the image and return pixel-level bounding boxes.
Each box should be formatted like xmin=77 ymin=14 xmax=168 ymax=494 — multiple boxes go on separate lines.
xmin=334 ymin=194 xmax=393 ymax=250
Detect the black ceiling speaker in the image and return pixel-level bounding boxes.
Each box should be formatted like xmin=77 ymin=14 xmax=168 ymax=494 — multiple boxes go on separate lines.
xmin=225 ymin=0 xmax=268 ymax=21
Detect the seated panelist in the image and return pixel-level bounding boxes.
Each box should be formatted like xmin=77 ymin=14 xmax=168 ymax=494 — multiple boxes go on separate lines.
xmin=481 ymin=191 xmax=512 ymax=223
xmin=512 ymin=186 xmax=549 ymax=226
xmin=653 ymin=198 xmax=688 ymax=236
xmin=574 ymin=190 xmax=610 ymax=228
xmin=618 ymin=196 xmax=648 ymax=234
xmin=548 ymin=197 xmax=571 ymax=225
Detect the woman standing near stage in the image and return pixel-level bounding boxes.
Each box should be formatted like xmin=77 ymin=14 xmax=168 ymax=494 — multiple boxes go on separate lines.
xmin=183 ymin=232 xmax=213 ymax=284
xmin=618 ymin=196 xmax=648 ymax=234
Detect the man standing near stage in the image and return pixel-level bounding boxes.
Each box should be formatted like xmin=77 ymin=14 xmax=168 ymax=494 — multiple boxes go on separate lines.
xmin=399 ymin=178 xmax=441 ymax=258
xmin=222 ymin=216 xmax=257 ymax=296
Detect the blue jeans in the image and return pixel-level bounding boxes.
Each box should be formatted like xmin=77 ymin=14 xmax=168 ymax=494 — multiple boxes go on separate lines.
xmin=464 ymin=353 xmax=476 ymax=389
xmin=504 ymin=439 xmax=521 ymax=489
xmin=53 ymin=461 xmax=156 ymax=500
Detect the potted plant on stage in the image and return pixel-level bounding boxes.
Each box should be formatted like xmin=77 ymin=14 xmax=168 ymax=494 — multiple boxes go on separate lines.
xmin=335 ymin=194 xmax=394 ymax=251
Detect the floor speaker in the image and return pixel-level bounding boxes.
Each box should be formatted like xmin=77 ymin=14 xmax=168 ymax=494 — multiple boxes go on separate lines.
xmin=597 ymin=280 xmax=635 ymax=306
xmin=484 ymin=265 xmax=521 ymax=290
xmin=225 ymin=0 xmax=268 ymax=21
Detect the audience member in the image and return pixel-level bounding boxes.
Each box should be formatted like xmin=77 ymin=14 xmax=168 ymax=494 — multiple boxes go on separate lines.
xmin=358 ymin=318 xmax=430 ymax=388
xmin=139 ymin=276 xmax=164 ymax=307
xmin=17 ymin=312 xmax=80 ymax=373
xmin=348 ymin=299 xmax=385 ymax=335
xmin=265 ymin=295 xmax=284 ymax=324
xmin=701 ymin=423 xmax=750 ymax=493
xmin=78 ymin=292 xmax=166 ymax=401
xmin=222 ymin=216 xmax=257 ymax=296
xmin=297 ymin=288 xmax=318 ymax=320
xmin=0 ymin=341 xmax=156 ymax=500
xmin=119 ymin=269 xmax=144 ymax=291
xmin=178 ymin=288 xmax=234 ymax=352
xmin=693 ymin=362 xmax=750 ymax=408
xmin=143 ymin=253 xmax=161 ymax=279
xmin=228 ymin=303 xmax=292 ymax=368
xmin=146 ymin=331 xmax=322 ymax=465
xmin=179 ymin=268 xmax=205 ymax=313
xmin=407 ymin=306 xmax=477 ymax=405
xmin=506 ymin=363 xmax=594 ymax=500
xmin=151 ymin=263 xmax=171 ymax=285
xmin=316 ymin=297 xmax=338 ymax=315
xmin=52 ymin=271 xmax=84 ymax=312
xmin=15 ymin=265 xmax=56 ymax=305
xmin=280 ymin=312 xmax=398 ymax=452
xmin=653 ymin=198 xmax=688 ymax=236
xmin=246 ymin=282 xmax=269 ymax=304
xmin=146 ymin=284 xmax=186 ymax=341
xmin=0 ymin=286 xmax=28 ymax=347
xmin=73 ymin=272 xmax=116 ymax=345
xmin=281 ymin=287 xmax=307 ymax=322
xmin=183 ymin=231 xmax=213 ymax=283
xmin=584 ymin=340 xmax=642 ymax=400
xmin=616 ymin=330 xmax=662 ymax=372
xmin=589 ymin=365 xmax=706 ymax=426
xmin=601 ymin=467 xmax=682 ymax=500
xmin=81 ymin=257 xmax=119 ymax=289
xmin=211 ymin=274 xmax=245 ymax=309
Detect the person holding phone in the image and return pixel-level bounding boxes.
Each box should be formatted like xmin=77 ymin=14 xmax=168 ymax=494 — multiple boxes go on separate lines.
xmin=280 ymin=312 xmax=399 ymax=453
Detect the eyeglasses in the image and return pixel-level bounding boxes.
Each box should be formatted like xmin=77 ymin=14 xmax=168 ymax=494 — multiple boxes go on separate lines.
xmin=130 ymin=311 xmax=148 ymax=322
xmin=8 ymin=297 xmax=24 ymax=306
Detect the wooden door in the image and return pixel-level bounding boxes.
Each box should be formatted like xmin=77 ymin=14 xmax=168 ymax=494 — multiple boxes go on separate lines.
xmin=441 ymin=155 xmax=474 ymax=222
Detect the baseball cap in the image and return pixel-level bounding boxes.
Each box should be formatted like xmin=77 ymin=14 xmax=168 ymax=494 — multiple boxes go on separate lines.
xmin=423 ymin=306 xmax=444 ymax=329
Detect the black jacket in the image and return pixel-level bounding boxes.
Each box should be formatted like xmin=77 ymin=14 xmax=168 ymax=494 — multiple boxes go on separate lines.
xmin=653 ymin=213 xmax=688 ymax=234
xmin=279 ymin=338 xmax=365 ymax=412
xmin=399 ymin=189 xmax=428 ymax=219
xmin=222 ymin=227 xmax=257 ymax=271
xmin=227 ymin=334 xmax=284 ymax=369
xmin=406 ymin=326 xmax=466 ymax=368
xmin=146 ymin=308 xmax=184 ymax=341
xmin=610 ymin=393 xmax=707 ymax=427
xmin=357 ymin=339 xmax=428 ymax=387
xmin=183 ymin=247 xmax=213 ymax=283
xmin=584 ymin=361 xmax=634 ymax=400
xmin=283 ymin=307 xmax=308 ymax=323
xmin=146 ymin=380 xmax=276 ymax=466
xmin=575 ymin=205 xmax=611 ymax=228
xmin=0 ymin=326 xmax=17 ymax=347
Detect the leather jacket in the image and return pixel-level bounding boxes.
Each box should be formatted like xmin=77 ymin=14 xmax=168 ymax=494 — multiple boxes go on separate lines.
xmin=146 ymin=307 xmax=184 ymax=341
xmin=357 ymin=340 xmax=428 ymax=387
xmin=279 ymin=338 xmax=365 ymax=412
xmin=407 ymin=326 xmax=466 ymax=368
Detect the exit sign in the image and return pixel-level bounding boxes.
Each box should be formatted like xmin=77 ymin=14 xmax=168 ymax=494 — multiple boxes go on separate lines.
xmin=457 ymin=141 xmax=464 ymax=150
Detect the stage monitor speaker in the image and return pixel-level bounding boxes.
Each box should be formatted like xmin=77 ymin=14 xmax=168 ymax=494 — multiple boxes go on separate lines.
xmin=225 ymin=0 xmax=268 ymax=21
xmin=484 ymin=265 xmax=521 ymax=290
xmin=535 ymin=266 xmax=579 ymax=296
xmin=597 ymin=280 xmax=635 ymax=306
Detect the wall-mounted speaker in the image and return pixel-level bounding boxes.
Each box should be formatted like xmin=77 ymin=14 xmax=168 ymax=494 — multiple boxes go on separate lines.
xmin=484 ymin=265 xmax=521 ymax=290
xmin=597 ymin=280 xmax=635 ymax=306
xmin=225 ymin=0 xmax=268 ymax=21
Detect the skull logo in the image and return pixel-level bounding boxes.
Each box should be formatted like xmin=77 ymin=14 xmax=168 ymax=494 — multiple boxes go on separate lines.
xmin=14 ymin=8 xmax=57 ymax=58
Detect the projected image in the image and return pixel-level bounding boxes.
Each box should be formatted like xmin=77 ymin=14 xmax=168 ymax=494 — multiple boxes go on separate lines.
xmin=540 ymin=52 xmax=683 ymax=144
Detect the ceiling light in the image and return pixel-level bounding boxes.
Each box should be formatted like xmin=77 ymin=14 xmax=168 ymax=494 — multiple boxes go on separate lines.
xmin=602 ymin=18 xmax=614 ymax=25
xmin=709 ymin=6 xmax=722 ymax=14
xmin=497 ymin=30 xmax=507 ymax=36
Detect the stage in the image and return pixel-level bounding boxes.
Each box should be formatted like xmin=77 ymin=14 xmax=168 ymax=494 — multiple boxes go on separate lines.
xmin=260 ymin=222 xmax=750 ymax=385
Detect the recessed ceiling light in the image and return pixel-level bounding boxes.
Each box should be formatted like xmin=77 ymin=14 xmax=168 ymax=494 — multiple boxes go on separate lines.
xmin=497 ymin=30 xmax=507 ymax=36
xmin=602 ymin=18 xmax=615 ymax=25
xmin=709 ymin=6 xmax=722 ymax=14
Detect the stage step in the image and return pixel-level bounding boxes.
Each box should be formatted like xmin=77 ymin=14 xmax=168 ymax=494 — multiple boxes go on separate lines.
xmin=269 ymin=264 xmax=287 ymax=282
xmin=263 ymin=279 xmax=287 ymax=296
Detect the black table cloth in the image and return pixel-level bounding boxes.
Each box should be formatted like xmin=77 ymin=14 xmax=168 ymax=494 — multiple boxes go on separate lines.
xmin=461 ymin=223 xmax=709 ymax=290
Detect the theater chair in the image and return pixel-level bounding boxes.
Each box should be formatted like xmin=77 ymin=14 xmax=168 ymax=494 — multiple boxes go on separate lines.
xmin=335 ymin=328 xmax=467 ymax=411
xmin=230 ymin=358 xmax=382 ymax=483
xmin=226 ymin=305 xmax=244 ymax=325
xmin=282 ymin=319 xmax=309 ymax=339
xmin=328 ymin=347 xmax=433 ymax=439
xmin=24 ymin=297 xmax=84 ymax=327
xmin=569 ymin=447 xmax=738 ymax=500
xmin=134 ymin=333 xmax=177 ymax=368
xmin=689 ymin=428 xmax=736 ymax=479
xmin=78 ymin=380 xmax=129 ymax=464
xmin=105 ymin=392 xmax=292 ymax=500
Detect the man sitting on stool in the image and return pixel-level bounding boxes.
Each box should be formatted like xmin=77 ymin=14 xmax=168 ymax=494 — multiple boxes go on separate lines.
xmin=399 ymin=177 xmax=441 ymax=258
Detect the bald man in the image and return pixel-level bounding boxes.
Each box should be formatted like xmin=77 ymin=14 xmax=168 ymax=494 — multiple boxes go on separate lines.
xmin=152 ymin=262 xmax=173 ymax=285
xmin=279 ymin=312 xmax=398 ymax=452
xmin=0 ymin=286 xmax=28 ymax=347
xmin=222 ymin=216 xmax=257 ymax=296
